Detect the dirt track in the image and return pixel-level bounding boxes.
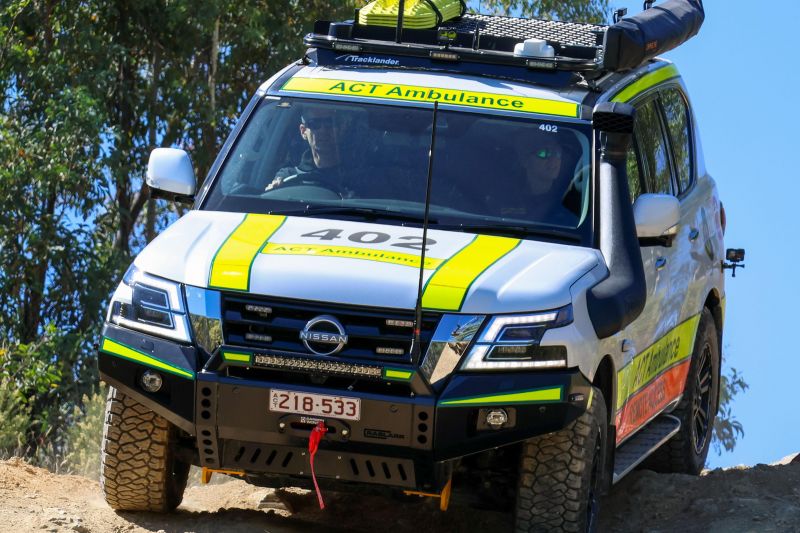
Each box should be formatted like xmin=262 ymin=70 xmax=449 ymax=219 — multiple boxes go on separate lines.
xmin=1 ymin=456 xmax=799 ymax=533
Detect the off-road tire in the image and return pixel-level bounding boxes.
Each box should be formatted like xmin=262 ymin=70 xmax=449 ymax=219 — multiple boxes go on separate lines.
xmin=514 ymin=387 xmax=608 ymax=533
xmin=100 ymin=387 xmax=190 ymax=511
xmin=643 ymin=308 xmax=719 ymax=475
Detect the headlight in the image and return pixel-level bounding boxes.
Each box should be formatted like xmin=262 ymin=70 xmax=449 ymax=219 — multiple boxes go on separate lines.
xmin=461 ymin=305 xmax=572 ymax=371
xmin=107 ymin=265 xmax=191 ymax=343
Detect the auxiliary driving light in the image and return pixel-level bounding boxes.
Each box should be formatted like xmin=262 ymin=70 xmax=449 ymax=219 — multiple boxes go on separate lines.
xmin=140 ymin=370 xmax=163 ymax=393
xmin=485 ymin=409 xmax=508 ymax=430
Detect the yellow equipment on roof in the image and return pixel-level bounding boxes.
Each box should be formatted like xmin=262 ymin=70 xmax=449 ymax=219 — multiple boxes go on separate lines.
xmin=358 ymin=0 xmax=466 ymax=29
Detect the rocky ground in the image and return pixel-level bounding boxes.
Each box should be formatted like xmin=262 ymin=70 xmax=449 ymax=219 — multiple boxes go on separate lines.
xmin=0 ymin=454 xmax=798 ymax=533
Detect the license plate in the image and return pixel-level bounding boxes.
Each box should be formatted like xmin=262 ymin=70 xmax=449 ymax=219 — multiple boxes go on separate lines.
xmin=269 ymin=389 xmax=361 ymax=421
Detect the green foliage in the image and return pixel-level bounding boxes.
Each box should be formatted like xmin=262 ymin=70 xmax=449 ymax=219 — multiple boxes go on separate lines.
xmin=0 ymin=380 xmax=30 ymax=454
xmin=712 ymin=366 xmax=748 ymax=455
xmin=0 ymin=328 xmax=69 ymax=455
xmin=64 ymin=388 xmax=107 ymax=477
xmin=479 ymin=0 xmax=610 ymax=23
xmin=0 ymin=0 xmax=359 ymax=465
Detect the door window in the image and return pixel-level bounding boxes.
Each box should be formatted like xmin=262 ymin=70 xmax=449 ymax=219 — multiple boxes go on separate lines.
xmin=634 ymin=99 xmax=672 ymax=195
xmin=626 ymin=140 xmax=645 ymax=203
xmin=660 ymin=88 xmax=693 ymax=194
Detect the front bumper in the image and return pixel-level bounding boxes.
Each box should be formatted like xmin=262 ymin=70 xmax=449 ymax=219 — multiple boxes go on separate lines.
xmin=98 ymin=323 xmax=592 ymax=492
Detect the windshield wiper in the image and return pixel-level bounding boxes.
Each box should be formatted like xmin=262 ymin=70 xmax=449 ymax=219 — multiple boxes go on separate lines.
xmin=271 ymin=206 xmax=432 ymax=224
xmin=438 ymin=223 xmax=581 ymax=243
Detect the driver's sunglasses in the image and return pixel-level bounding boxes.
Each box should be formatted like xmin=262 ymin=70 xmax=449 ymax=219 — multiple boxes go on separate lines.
xmin=303 ymin=116 xmax=335 ymax=130
xmin=533 ymin=148 xmax=558 ymax=160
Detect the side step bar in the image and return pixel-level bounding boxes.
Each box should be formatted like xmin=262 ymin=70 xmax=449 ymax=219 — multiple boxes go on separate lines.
xmin=612 ymin=414 xmax=681 ymax=484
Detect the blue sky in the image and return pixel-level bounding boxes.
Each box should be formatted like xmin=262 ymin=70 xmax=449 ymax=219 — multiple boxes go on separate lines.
xmin=606 ymin=0 xmax=800 ymax=467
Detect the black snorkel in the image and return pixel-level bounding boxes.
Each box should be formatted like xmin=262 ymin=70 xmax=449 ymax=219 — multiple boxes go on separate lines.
xmin=586 ymin=102 xmax=647 ymax=339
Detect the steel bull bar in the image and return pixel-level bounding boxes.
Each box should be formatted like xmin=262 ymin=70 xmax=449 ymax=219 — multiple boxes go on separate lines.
xmin=98 ymin=323 xmax=593 ymax=494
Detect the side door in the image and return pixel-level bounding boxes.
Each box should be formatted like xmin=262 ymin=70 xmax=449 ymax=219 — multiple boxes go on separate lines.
xmin=659 ymin=85 xmax=711 ymax=393
xmin=660 ymin=86 xmax=710 ymax=319
xmin=615 ymin=96 xmax=679 ymax=443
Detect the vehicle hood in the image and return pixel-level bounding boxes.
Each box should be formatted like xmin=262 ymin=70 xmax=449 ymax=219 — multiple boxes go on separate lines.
xmin=135 ymin=211 xmax=601 ymax=313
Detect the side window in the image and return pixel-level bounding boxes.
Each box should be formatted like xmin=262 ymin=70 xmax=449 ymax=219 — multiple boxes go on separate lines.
xmin=634 ymin=99 xmax=672 ymax=195
xmin=661 ymin=88 xmax=693 ymax=194
xmin=626 ymin=139 xmax=644 ymax=203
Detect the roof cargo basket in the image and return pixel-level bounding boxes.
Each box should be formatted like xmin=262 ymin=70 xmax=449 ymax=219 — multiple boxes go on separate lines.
xmin=305 ymin=0 xmax=704 ymax=74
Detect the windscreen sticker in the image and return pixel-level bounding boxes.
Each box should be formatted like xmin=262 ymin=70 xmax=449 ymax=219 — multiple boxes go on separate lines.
xmin=281 ymin=77 xmax=580 ymax=118
xmin=421 ymin=234 xmax=520 ymax=312
xmin=615 ymin=313 xmax=700 ymax=410
xmin=261 ymin=243 xmax=444 ymax=269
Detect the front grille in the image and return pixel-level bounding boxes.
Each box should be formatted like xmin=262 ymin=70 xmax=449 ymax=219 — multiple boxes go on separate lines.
xmin=222 ymin=295 xmax=440 ymax=364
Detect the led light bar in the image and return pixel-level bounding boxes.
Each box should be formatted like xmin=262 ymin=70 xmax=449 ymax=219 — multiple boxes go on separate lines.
xmin=430 ymin=50 xmax=459 ymax=62
xmin=376 ymin=347 xmax=405 ymax=355
xmin=245 ymin=304 xmax=272 ymax=315
xmin=245 ymin=332 xmax=273 ymax=343
xmin=333 ymin=42 xmax=361 ymax=52
xmin=526 ymin=59 xmax=557 ymax=70
xmin=252 ymin=354 xmax=383 ymax=379
xmin=462 ymin=345 xmax=566 ymax=370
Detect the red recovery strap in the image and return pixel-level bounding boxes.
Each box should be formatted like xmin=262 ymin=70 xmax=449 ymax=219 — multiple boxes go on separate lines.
xmin=308 ymin=421 xmax=328 ymax=509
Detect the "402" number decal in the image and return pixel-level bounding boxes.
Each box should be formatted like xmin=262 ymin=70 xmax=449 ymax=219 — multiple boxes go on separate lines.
xmin=301 ymin=228 xmax=436 ymax=251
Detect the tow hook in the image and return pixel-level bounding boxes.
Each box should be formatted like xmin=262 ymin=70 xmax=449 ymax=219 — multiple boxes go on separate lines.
xmin=403 ymin=476 xmax=453 ymax=511
xmin=200 ymin=467 xmax=245 ymax=484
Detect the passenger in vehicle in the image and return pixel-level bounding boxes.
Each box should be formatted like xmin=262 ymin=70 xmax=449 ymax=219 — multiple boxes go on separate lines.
xmin=509 ymin=131 xmax=563 ymax=203
xmin=493 ymin=130 xmax=582 ymax=224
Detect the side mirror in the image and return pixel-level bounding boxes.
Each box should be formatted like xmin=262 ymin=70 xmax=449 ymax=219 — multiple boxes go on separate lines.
xmin=146 ymin=148 xmax=196 ymax=202
xmin=633 ymin=194 xmax=680 ymax=242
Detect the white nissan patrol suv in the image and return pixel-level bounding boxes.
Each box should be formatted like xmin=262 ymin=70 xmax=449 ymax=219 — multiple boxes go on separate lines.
xmin=97 ymin=1 xmax=736 ymax=530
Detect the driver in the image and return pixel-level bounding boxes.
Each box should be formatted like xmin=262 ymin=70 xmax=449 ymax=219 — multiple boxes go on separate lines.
xmin=266 ymin=106 xmax=345 ymax=191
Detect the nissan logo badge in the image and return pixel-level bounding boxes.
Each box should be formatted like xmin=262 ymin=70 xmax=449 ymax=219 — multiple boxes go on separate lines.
xmin=299 ymin=315 xmax=348 ymax=356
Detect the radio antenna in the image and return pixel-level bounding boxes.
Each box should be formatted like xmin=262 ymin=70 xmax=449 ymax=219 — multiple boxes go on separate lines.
xmin=411 ymin=100 xmax=439 ymax=363
xmin=395 ymin=0 xmax=405 ymax=43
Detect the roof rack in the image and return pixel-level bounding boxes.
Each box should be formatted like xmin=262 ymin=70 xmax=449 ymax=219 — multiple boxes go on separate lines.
xmin=304 ymin=0 xmax=704 ymax=75
xmin=307 ymin=14 xmax=605 ymax=73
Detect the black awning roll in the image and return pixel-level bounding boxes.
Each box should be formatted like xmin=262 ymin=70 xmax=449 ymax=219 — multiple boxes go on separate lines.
xmin=603 ymin=0 xmax=705 ymax=71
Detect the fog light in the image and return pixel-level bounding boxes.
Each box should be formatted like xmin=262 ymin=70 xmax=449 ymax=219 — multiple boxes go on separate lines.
xmin=141 ymin=370 xmax=163 ymax=392
xmin=485 ymin=409 xmax=508 ymax=430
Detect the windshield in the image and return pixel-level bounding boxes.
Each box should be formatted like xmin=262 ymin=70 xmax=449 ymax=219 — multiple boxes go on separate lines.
xmin=202 ymin=97 xmax=593 ymax=243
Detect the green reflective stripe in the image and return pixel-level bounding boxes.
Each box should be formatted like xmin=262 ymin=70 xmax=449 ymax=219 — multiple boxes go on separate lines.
xmin=615 ymin=313 xmax=700 ymax=410
xmin=383 ymin=368 xmax=414 ymax=381
xmin=422 ymin=235 xmax=520 ymax=311
xmin=440 ymin=386 xmax=563 ymax=406
xmin=209 ymin=214 xmax=286 ymax=291
xmin=100 ymin=337 xmax=194 ymax=380
xmin=611 ymin=64 xmax=680 ymax=103
xmin=222 ymin=350 xmax=252 ymax=364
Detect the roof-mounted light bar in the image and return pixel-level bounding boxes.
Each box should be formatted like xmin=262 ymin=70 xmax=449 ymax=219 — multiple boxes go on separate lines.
xmin=430 ymin=50 xmax=459 ymax=62
xmin=333 ymin=41 xmax=362 ymax=52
